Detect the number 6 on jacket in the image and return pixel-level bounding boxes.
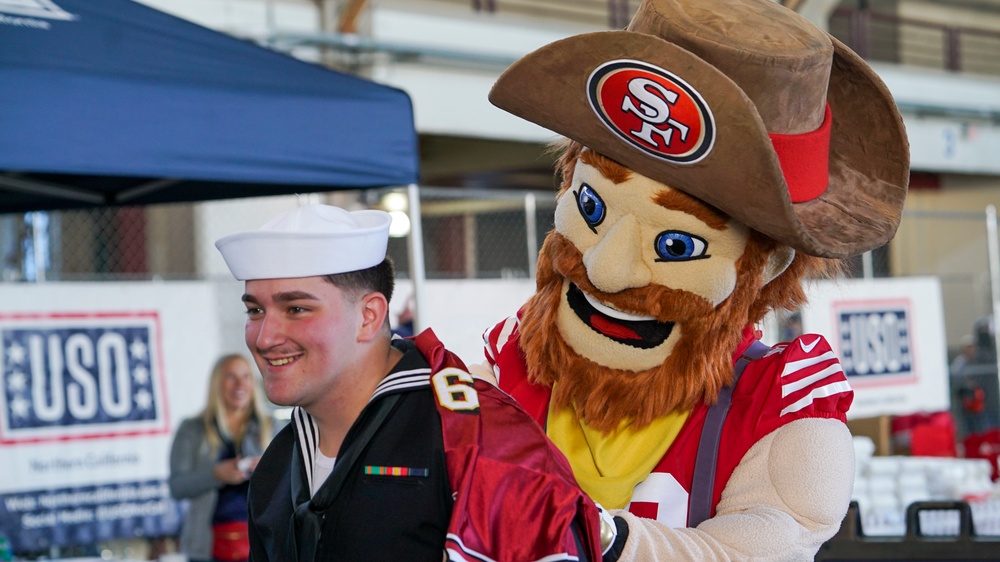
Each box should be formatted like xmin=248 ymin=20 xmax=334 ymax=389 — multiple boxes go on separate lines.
xmin=432 ymin=369 xmax=481 ymax=413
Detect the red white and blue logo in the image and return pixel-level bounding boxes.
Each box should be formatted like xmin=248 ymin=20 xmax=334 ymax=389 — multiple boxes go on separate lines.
xmin=588 ymin=60 xmax=715 ymax=164
xmin=837 ymin=307 xmax=914 ymax=379
xmin=0 ymin=312 xmax=169 ymax=444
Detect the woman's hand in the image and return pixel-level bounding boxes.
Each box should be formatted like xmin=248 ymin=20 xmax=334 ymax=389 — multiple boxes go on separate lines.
xmin=237 ymin=455 xmax=261 ymax=476
xmin=213 ymin=458 xmax=250 ymax=485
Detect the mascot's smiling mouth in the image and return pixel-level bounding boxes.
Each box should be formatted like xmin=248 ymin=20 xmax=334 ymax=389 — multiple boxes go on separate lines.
xmin=566 ymin=283 xmax=674 ymax=349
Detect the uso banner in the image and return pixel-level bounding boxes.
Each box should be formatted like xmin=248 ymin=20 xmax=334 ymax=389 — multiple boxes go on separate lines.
xmin=800 ymin=276 xmax=950 ymax=419
xmin=0 ymin=282 xmax=222 ymax=552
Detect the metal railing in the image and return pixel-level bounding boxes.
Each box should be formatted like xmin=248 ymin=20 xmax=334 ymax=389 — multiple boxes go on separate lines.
xmin=465 ymin=0 xmax=641 ymax=28
xmin=449 ymin=0 xmax=1000 ymax=77
xmin=830 ymin=7 xmax=1000 ymax=76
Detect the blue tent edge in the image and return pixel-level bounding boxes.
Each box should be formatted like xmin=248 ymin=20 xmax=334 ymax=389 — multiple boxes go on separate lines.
xmin=0 ymin=0 xmax=421 ymax=213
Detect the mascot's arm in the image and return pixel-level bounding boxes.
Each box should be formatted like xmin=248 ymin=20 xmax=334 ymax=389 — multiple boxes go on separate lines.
xmin=613 ymin=417 xmax=854 ymax=561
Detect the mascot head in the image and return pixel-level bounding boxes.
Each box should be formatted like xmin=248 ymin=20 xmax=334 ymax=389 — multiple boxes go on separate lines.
xmin=489 ymin=0 xmax=909 ymax=431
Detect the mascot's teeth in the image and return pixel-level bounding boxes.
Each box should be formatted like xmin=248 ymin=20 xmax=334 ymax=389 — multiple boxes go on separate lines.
xmin=582 ymin=291 xmax=655 ymax=322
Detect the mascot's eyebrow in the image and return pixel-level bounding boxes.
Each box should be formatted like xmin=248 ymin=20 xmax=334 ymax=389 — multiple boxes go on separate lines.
xmin=652 ymin=190 xmax=729 ymax=230
xmin=579 ymin=148 xmax=632 ymax=184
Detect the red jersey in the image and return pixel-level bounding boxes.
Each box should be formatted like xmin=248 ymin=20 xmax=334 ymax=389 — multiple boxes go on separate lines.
xmin=418 ymin=330 xmax=602 ymax=561
xmin=482 ymin=316 xmax=853 ymax=526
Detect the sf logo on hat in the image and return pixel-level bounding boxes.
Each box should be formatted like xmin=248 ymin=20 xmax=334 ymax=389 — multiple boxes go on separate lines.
xmin=588 ymin=60 xmax=715 ymax=164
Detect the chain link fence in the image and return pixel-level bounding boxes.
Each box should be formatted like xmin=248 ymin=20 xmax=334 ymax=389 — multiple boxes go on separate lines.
xmin=1 ymin=204 xmax=196 ymax=282
xmin=0 ymin=187 xmax=558 ymax=283
xmin=367 ymin=186 xmax=556 ymax=281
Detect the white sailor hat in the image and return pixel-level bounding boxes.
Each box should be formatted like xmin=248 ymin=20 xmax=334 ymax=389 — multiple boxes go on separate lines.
xmin=215 ymin=204 xmax=391 ymax=281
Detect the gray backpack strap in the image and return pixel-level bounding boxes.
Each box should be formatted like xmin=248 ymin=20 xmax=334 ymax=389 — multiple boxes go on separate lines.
xmin=687 ymin=339 xmax=771 ymax=528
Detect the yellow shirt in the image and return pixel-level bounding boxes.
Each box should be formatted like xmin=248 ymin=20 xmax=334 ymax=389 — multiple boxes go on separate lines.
xmin=547 ymin=400 xmax=689 ymax=509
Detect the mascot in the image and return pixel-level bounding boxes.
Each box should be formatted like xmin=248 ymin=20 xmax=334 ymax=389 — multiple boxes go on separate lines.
xmin=475 ymin=0 xmax=909 ymax=559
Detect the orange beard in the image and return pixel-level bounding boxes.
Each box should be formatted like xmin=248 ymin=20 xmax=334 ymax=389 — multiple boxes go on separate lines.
xmin=520 ymin=231 xmax=778 ymax=432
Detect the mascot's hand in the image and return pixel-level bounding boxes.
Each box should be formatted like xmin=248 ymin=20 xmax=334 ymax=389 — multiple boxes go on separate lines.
xmin=596 ymin=503 xmax=628 ymax=562
xmin=468 ymin=361 xmax=499 ymax=386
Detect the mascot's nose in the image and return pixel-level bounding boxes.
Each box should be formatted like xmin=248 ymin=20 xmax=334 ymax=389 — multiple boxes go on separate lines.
xmin=583 ymin=215 xmax=652 ymax=293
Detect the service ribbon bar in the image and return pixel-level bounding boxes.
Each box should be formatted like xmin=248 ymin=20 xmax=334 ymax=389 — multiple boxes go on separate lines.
xmin=363 ymin=465 xmax=430 ymax=477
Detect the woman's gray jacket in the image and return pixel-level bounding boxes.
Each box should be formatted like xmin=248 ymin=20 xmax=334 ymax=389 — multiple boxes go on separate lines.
xmin=168 ymin=416 xmax=266 ymax=561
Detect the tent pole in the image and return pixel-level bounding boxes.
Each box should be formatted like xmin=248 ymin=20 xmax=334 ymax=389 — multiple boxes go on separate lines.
xmin=986 ymin=204 xmax=1000 ymax=407
xmin=524 ymin=192 xmax=537 ymax=280
xmin=30 ymin=211 xmax=46 ymax=283
xmin=0 ymin=175 xmax=104 ymax=205
xmin=406 ymin=183 xmax=427 ymax=332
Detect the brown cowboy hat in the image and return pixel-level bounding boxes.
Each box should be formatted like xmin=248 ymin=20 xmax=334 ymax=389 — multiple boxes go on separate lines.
xmin=489 ymin=0 xmax=909 ymax=259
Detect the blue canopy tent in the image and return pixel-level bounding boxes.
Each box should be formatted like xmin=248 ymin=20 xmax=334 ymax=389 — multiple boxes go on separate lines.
xmin=0 ymin=0 xmax=420 ymax=213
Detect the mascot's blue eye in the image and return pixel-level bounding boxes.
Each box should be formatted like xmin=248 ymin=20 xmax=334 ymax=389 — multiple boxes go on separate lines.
xmin=575 ymin=184 xmax=605 ymax=228
xmin=654 ymin=231 xmax=708 ymax=261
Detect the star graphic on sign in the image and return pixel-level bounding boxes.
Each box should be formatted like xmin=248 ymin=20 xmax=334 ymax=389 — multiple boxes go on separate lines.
xmin=6 ymin=341 xmax=26 ymax=366
xmin=6 ymin=370 xmax=27 ymax=393
xmin=10 ymin=395 xmax=30 ymax=418
xmin=134 ymin=388 xmax=153 ymax=410
xmin=129 ymin=339 xmax=148 ymax=361
xmin=132 ymin=365 xmax=150 ymax=385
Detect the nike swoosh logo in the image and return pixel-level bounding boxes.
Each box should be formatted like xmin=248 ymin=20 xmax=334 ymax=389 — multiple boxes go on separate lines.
xmin=800 ymin=337 xmax=821 ymax=353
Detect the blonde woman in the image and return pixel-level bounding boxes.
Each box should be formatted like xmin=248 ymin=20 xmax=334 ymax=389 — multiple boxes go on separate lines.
xmin=169 ymin=354 xmax=273 ymax=562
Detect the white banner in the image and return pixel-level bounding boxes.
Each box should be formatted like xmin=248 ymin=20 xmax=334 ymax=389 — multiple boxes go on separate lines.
xmin=800 ymin=276 xmax=950 ymax=420
xmin=0 ymin=282 xmax=222 ymax=551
